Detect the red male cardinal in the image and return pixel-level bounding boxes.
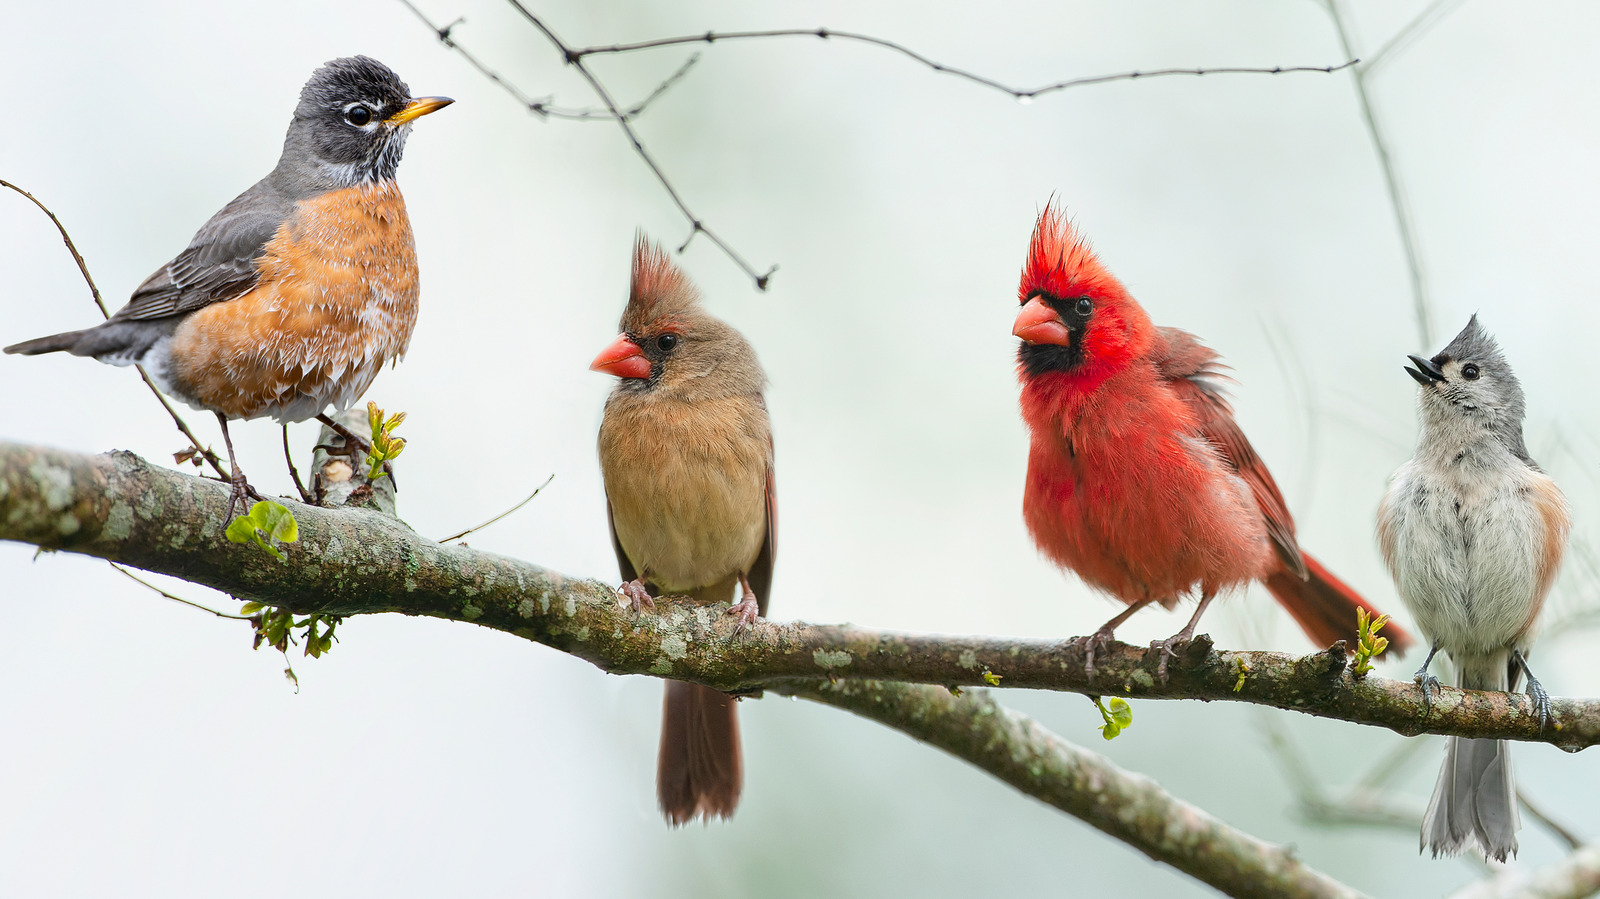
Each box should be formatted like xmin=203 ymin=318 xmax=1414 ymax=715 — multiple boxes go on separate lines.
xmin=1012 ymin=206 xmax=1411 ymax=677
xmin=592 ymin=238 xmax=775 ymax=824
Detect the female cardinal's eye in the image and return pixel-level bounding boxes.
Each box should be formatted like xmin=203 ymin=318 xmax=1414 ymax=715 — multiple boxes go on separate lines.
xmin=346 ymin=105 xmax=373 ymax=126
xmin=656 ymin=333 xmax=678 ymax=352
xmin=1462 ymin=363 xmax=1480 ymax=380
xmin=1074 ymin=297 xmax=1094 ymax=316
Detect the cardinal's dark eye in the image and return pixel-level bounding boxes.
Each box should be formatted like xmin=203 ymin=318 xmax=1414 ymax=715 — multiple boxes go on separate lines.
xmin=1462 ymin=363 xmax=1480 ymax=380
xmin=346 ymin=105 xmax=373 ymax=126
xmin=656 ymin=333 xmax=678 ymax=352
xmin=1074 ymin=297 xmax=1093 ymax=317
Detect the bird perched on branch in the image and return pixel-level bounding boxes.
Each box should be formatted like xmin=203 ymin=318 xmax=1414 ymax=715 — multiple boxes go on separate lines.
xmin=5 ymin=56 xmax=452 ymax=515
xmin=1378 ymin=316 xmax=1569 ymax=862
xmin=592 ymin=237 xmax=776 ymax=825
xmin=1011 ymin=205 xmax=1412 ymax=679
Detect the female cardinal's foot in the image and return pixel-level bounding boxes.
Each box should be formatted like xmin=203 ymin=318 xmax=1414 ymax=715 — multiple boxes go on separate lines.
xmin=620 ymin=579 xmax=654 ymax=613
xmin=1514 ymin=650 xmax=1552 ymax=732
xmin=728 ymin=574 xmax=762 ymax=629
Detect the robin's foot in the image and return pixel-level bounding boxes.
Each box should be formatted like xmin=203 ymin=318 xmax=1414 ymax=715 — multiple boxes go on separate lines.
xmin=1413 ymin=643 xmax=1442 ymax=717
xmin=619 ymin=579 xmax=654 ymax=613
xmin=225 ymin=471 xmax=266 ymax=522
xmin=727 ymin=594 xmax=761 ymax=629
xmin=1071 ymin=626 xmax=1119 ymax=682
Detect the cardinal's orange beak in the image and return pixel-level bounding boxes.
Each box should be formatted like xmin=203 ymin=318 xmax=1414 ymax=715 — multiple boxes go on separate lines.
xmin=1013 ymin=296 xmax=1071 ymax=346
xmin=590 ymin=334 xmax=652 ymax=379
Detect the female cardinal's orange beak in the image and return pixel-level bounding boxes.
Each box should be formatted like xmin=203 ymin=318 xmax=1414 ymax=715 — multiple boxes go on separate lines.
xmin=590 ymin=334 xmax=652 ymax=379
xmin=1013 ymin=297 xmax=1071 ymax=346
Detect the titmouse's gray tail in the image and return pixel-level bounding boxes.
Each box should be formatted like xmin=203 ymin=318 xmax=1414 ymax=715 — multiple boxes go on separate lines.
xmin=1422 ymin=656 xmax=1519 ymax=861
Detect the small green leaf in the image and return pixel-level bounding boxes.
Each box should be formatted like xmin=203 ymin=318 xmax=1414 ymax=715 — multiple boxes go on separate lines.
xmin=1108 ymin=697 xmax=1133 ymax=728
xmin=240 ymin=601 xmax=264 ymax=616
xmin=981 ymin=667 xmax=1002 ymax=686
xmin=225 ymin=516 xmax=259 ymax=544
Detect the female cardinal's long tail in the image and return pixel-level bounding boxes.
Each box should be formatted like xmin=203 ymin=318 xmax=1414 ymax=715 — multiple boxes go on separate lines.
xmin=657 ymin=682 xmax=743 ymax=825
xmin=1263 ymin=553 xmax=1415 ymax=654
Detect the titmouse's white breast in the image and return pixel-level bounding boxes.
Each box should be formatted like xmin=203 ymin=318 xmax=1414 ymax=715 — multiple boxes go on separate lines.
xmin=1379 ymin=446 xmax=1552 ymax=658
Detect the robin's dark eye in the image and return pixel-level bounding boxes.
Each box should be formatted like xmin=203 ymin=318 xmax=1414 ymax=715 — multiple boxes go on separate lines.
xmin=346 ymin=105 xmax=373 ymax=126
xmin=1074 ymin=297 xmax=1093 ymax=316
xmin=656 ymin=333 xmax=678 ymax=352
xmin=1462 ymin=363 xmax=1480 ymax=380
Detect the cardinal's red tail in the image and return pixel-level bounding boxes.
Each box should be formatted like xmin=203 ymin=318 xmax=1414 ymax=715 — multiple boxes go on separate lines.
xmin=657 ymin=681 xmax=743 ymax=825
xmin=1263 ymin=553 xmax=1415 ymax=656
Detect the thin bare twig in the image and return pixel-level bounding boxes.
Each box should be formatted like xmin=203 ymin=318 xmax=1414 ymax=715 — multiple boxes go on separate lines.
xmin=1363 ymin=0 xmax=1470 ymax=77
xmin=395 ymin=0 xmax=700 ymax=121
xmin=109 ymin=563 xmax=251 ymax=620
xmin=438 ymin=472 xmax=554 ymax=543
xmin=502 ymin=0 xmax=778 ymax=289
xmin=1 ymin=179 xmax=231 ymax=481
xmin=569 ymin=28 xmax=1357 ymax=100
xmin=1321 ymin=0 xmax=1458 ymax=347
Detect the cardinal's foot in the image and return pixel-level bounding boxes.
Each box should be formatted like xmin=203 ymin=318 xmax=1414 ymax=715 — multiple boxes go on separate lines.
xmin=1149 ymin=628 xmax=1199 ymax=683
xmin=1071 ymin=627 xmax=1120 ymax=682
xmin=727 ymin=595 xmax=761 ymax=629
xmin=620 ymin=579 xmax=654 ymax=613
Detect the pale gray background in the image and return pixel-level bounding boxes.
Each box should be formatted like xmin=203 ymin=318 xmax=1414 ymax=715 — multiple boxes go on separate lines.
xmin=2 ymin=1 xmax=1598 ymax=896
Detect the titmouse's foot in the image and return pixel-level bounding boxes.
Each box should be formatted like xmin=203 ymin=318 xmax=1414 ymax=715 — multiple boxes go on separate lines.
xmin=1413 ymin=643 xmax=1443 ymax=716
xmin=1070 ymin=627 xmax=1118 ymax=682
xmin=1526 ymin=677 xmax=1552 ymax=732
xmin=1414 ymin=672 xmax=1442 ymax=716
xmin=1149 ymin=627 xmax=1197 ymax=684
xmin=619 ymin=579 xmax=654 ymax=613
xmin=1515 ymin=651 xmax=1552 ymax=732
xmin=727 ymin=595 xmax=761 ymax=629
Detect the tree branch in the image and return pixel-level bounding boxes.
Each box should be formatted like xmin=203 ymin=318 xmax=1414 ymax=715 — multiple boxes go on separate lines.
xmin=3 ymin=439 xmax=1596 ymax=751
xmin=1448 ymin=843 xmax=1600 ymax=899
xmin=784 ymin=679 xmax=1365 ymax=899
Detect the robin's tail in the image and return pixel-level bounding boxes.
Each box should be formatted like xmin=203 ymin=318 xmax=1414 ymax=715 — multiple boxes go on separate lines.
xmin=1263 ymin=552 xmax=1415 ymax=656
xmin=4 ymin=329 xmax=92 ymax=356
xmin=657 ymin=681 xmax=742 ymax=825
xmin=1423 ymin=656 xmax=1519 ymax=861
xmin=5 ymin=319 xmax=175 ymax=364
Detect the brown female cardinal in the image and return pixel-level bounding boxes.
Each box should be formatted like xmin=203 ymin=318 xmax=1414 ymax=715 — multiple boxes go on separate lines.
xmin=592 ymin=237 xmax=775 ymax=824
xmin=1012 ymin=205 xmax=1411 ymax=677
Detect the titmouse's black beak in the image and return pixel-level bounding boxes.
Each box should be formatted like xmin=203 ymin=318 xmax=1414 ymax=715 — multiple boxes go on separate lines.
xmin=1405 ymin=354 xmax=1446 ymax=386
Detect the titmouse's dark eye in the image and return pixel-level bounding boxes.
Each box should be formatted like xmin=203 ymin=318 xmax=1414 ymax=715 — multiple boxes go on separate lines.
xmin=656 ymin=333 xmax=678 ymax=352
xmin=1074 ymin=297 xmax=1094 ymax=316
xmin=1462 ymin=363 xmax=1480 ymax=380
xmin=346 ymin=105 xmax=373 ymax=126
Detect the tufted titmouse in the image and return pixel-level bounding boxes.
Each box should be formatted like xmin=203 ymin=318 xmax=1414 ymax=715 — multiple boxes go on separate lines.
xmin=1377 ymin=315 xmax=1570 ymax=862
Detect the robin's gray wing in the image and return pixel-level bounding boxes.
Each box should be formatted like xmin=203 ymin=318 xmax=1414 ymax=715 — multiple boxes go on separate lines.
xmin=110 ymin=177 xmax=296 ymax=322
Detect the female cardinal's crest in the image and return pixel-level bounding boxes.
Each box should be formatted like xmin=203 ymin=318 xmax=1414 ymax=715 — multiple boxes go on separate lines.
xmin=1020 ymin=205 xmax=1126 ymax=305
xmin=625 ymin=236 xmax=701 ymax=331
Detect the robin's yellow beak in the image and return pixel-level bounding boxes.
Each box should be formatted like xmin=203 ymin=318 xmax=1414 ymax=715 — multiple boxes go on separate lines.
xmin=387 ymin=96 xmax=454 ymax=125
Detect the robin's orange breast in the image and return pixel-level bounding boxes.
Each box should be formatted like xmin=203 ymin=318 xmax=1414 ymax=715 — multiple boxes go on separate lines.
xmin=166 ymin=180 xmax=420 ymax=422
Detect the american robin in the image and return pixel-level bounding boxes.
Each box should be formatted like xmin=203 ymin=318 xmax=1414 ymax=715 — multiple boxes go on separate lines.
xmin=5 ymin=56 xmax=451 ymax=515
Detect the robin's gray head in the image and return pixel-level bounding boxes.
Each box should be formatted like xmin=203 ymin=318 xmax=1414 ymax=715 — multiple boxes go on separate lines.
xmin=1405 ymin=315 xmax=1531 ymax=460
xmin=277 ymin=56 xmax=451 ymax=191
